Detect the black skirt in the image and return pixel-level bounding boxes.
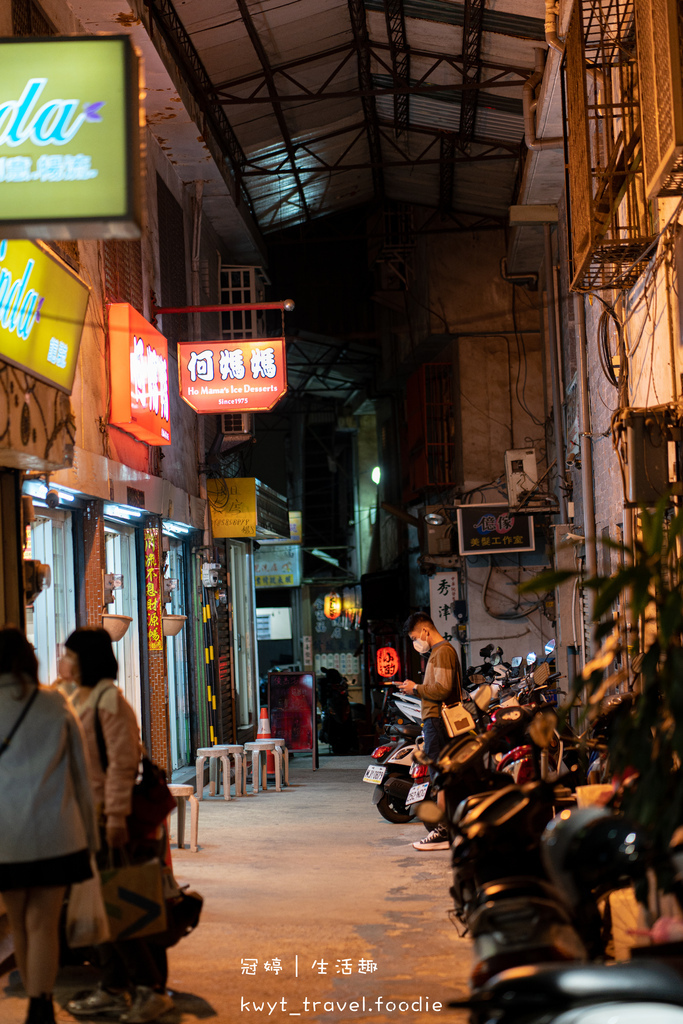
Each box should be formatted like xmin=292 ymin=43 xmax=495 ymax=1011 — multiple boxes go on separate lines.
xmin=0 ymin=848 xmax=92 ymax=891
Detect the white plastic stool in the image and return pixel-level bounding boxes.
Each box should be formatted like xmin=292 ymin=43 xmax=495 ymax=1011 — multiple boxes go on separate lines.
xmin=195 ymin=745 xmax=244 ymax=800
xmin=243 ymin=738 xmax=289 ymax=794
xmin=168 ymin=784 xmax=199 ymax=852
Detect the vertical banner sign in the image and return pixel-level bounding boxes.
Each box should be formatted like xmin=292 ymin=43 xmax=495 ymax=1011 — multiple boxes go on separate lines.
xmin=108 ymin=303 xmax=171 ymax=445
xmin=144 ymin=527 xmax=163 ymax=652
xmin=0 ymin=36 xmax=142 ymax=240
xmin=429 ymin=573 xmax=459 ymax=642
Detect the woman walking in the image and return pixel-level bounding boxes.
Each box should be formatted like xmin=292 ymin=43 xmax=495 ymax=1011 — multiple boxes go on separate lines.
xmin=63 ymin=627 xmax=173 ymax=1024
xmin=0 ymin=627 xmax=97 ymax=1024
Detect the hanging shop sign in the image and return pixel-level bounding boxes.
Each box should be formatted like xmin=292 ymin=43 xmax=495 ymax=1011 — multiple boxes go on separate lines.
xmin=456 ymin=503 xmax=535 ymax=556
xmin=0 ymin=239 xmax=89 ymax=392
xmin=108 ymin=303 xmax=171 ymax=446
xmin=0 ymin=36 xmax=142 ymax=240
xmin=254 ymin=544 xmax=302 ymax=588
xmin=376 ymin=646 xmax=400 ymax=679
xmin=144 ymin=527 xmax=163 ymax=653
xmin=178 ymin=338 xmax=287 ymax=414
xmin=207 ymin=477 xmax=257 ymax=537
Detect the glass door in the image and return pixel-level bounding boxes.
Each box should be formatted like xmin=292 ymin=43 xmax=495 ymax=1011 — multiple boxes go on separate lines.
xmin=165 ymin=538 xmax=190 ymax=769
xmin=26 ymin=511 xmax=76 ymax=684
xmin=104 ymin=520 xmax=142 ymax=724
xmin=229 ymin=540 xmax=258 ymax=730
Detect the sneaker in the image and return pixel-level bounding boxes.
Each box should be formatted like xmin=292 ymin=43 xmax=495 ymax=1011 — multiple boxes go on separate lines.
xmin=412 ymin=826 xmax=449 ymax=850
xmin=119 ymin=986 xmax=174 ymax=1023
xmin=66 ymin=985 xmax=130 ymax=1016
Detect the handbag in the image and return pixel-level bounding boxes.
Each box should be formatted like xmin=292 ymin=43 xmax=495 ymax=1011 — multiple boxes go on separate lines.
xmin=93 ymin=691 xmax=177 ymax=838
xmin=65 ymin=854 xmax=111 ymax=948
xmin=99 ymin=857 xmax=167 ymax=941
xmin=148 ymin=888 xmax=203 ymax=948
xmin=441 ymin=701 xmax=476 ymax=739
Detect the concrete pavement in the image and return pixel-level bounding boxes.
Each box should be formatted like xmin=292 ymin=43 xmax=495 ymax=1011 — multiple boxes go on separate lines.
xmin=1 ymin=754 xmax=471 ymax=1024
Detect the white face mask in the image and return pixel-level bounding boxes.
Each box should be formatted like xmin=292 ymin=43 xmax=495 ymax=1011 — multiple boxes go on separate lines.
xmin=412 ymin=638 xmax=430 ymax=655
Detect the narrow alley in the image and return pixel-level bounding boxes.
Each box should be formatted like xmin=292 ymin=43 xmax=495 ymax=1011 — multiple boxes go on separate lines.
xmin=2 ymin=757 xmax=471 ymax=1024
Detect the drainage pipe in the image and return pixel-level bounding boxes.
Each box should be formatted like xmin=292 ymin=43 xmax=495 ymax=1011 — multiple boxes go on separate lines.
xmin=544 ymin=223 xmax=567 ymax=522
xmin=545 ymin=0 xmax=564 ymax=54
xmin=575 ymin=292 xmax=598 ymax=653
xmin=523 ymin=49 xmax=563 ymax=152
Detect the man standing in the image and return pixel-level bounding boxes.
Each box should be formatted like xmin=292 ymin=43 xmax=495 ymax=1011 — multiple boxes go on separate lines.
xmin=396 ymin=612 xmax=461 ymax=850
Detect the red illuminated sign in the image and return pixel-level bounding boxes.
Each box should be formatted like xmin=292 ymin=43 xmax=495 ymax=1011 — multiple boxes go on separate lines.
xmin=108 ymin=303 xmax=171 ymax=446
xmin=376 ymin=646 xmax=400 ymax=679
xmin=178 ymin=338 xmax=287 ymax=414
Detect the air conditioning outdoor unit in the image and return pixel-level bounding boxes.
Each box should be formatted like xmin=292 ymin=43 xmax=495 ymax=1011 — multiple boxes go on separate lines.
xmin=220 ymin=413 xmax=254 ymax=436
xmin=505 ymin=448 xmax=538 ymax=507
xmin=635 ymin=0 xmax=683 ymax=198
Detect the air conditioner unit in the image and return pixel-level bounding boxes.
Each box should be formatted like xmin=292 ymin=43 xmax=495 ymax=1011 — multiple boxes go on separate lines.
xmin=635 ymin=0 xmax=683 ymax=198
xmin=505 ymin=448 xmax=538 ymax=506
xmin=220 ymin=413 xmax=253 ymax=436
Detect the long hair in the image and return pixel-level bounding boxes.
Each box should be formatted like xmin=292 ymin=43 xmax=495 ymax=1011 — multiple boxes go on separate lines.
xmin=65 ymin=627 xmax=119 ymax=689
xmin=0 ymin=626 xmax=39 ymax=698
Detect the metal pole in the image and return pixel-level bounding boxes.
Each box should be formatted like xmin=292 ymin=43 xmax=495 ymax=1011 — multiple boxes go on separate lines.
xmin=153 ymin=301 xmax=294 ymax=315
xmin=543 ymin=222 xmax=567 ymax=520
xmin=574 ymin=292 xmax=598 ymax=655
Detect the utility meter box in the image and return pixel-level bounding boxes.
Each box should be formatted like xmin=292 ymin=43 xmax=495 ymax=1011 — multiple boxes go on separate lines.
xmin=201 ymin=562 xmax=221 ymax=587
xmin=620 ymin=409 xmax=682 ymax=506
xmin=505 ymin=448 xmax=538 ymax=506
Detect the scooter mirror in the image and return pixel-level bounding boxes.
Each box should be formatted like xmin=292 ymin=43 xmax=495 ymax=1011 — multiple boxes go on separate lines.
xmin=511 ymin=656 xmax=522 ymax=668
xmin=544 ymin=639 xmax=556 ymax=655
xmin=416 ymin=800 xmax=445 ymax=825
xmin=526 ymin=651 xmax=537 ymax=665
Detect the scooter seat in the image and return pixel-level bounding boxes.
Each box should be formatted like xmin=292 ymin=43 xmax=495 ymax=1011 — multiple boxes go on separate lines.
xmin=481 ymin=960 xmax=683 ymax=1008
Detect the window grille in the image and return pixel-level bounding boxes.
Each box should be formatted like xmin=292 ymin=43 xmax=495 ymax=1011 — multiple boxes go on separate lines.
xmin=12 ymin=0 xmax=55 ymax=35
xmin=103 ymin=240 xmax=143 ymax=313
xmin=219 ymin=265 xmax=268 ymax=339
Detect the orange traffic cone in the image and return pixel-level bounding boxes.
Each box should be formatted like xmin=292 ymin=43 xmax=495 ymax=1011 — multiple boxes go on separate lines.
xmin=257 ymin=706 xmax=276 ymax=773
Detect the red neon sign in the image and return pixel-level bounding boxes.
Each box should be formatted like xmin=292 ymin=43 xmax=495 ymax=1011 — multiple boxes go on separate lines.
xmin=178 ymin=338 xmax=287 ymax=414
xmin=108 ymin=304 xmax=171 ymax=446
xmin=376 ymin=646 xmax=401 ymax=678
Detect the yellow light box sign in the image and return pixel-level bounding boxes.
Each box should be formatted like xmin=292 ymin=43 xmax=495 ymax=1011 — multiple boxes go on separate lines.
xmin=207 ymin=478 xmax=257 ymax=538
xmin=0 ymin=36 xmax=142 ymax=240
xmin=0 ymin=238 xmax=90 ymax=392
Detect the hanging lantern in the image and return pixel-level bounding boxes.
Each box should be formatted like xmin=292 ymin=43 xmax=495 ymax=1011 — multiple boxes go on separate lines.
xmin=324 ymin=590 xmax=342 ymax=620
xmin=376 ymin=646 xmax=400 ymax=679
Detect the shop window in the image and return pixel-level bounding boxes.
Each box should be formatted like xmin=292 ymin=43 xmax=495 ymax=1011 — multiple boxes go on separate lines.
xmin=25 ymin=511 xmax=76 ymax=684
xmin=104 ymin=521 xmax=142 ymax=723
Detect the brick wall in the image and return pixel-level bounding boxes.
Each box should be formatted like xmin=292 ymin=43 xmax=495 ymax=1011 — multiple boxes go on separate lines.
xmin=148 ymin=648 xmax=170 ymax=774
xmin=83 ymin=500 xmax=105 ymax=623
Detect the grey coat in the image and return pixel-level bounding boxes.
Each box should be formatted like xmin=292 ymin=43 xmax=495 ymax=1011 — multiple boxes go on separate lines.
xmin=0 ymin=677 xmax=97 ymax=864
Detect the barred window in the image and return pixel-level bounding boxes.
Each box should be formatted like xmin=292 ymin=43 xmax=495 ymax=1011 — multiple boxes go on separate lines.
xmin=103 ymin=240 xmax=144 ymax=313
xmin=12 ymin=0 xmax=56 ymax=35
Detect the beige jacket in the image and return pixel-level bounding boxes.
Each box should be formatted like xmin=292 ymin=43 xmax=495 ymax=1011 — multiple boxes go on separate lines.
xmin=414 ymin=641 xmax=462 ymax=719
xmin=72 ymin=679 xmax=142 ymax=831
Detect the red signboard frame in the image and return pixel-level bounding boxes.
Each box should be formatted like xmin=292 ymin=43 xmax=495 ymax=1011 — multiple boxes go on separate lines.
xmin=178 ymin=338 xmax=287 ymax=414
xmin=108 ymin=303 xmax=171 ymax=446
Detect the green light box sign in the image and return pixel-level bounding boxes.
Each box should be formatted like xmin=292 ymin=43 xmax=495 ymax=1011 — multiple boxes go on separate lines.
xmin=0 ymin=36 xmax=142 ymax=240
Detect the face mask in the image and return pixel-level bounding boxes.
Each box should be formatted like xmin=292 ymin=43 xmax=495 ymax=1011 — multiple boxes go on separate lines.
xmin=412 ymin=638 xmax=430 ymax=655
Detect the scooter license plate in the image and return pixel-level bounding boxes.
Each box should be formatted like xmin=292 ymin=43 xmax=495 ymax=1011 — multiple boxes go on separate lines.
xmin=363 ymin=765 xmax=387 ymax=784
xmin=406 ymin=781 xmax=429 ymax=806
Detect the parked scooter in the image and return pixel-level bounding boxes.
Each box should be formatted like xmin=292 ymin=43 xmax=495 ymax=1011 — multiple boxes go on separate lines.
xmin=363 ymin=688 xmax=424 ymax=823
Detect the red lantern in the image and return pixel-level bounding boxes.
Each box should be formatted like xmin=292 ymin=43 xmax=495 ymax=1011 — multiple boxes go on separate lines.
xmin=324 ymin=591 xmax=342 ymax=620
xmin=376 ymin=646 xmax=400 ymax=679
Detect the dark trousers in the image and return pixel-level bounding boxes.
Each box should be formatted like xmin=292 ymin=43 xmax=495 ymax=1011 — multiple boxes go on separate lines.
xmin=423 ymin=715 xmax=449 ymax=782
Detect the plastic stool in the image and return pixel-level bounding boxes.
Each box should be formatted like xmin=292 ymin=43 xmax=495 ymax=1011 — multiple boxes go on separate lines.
xmin=195 ymin=745 xmax=244 ymax=800
xmin=168 ymin=784 xmax=199 ymax=852
xmin=243 ymin=738 xmax=289 ymax=794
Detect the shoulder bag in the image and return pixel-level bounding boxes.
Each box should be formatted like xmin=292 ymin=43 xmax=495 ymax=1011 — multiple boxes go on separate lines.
xmin=0 ymin=685 xmax=38 ymax=759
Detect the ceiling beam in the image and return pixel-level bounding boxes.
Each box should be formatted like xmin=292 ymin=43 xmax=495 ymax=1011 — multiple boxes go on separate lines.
xmin=382 ymin=0 xmax=410 ymax=137
xmin=234 ymin=0 xmax=311 ymax=221
xmin=459 ymin=0 xmax=485 ymax=145
xmin=348 ymin=0 xmax=385 ymax=198
xmin=438 ymin=132 xmax=456 ymax=214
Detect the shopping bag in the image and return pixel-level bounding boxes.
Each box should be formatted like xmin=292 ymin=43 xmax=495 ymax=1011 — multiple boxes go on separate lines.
xmin=99 ymin=858 xmax=167 ymax=941
xmin=441 ymin=702 xmax=475 ymax=739
xmin=65 ymin=857 xmax=111 ymax=948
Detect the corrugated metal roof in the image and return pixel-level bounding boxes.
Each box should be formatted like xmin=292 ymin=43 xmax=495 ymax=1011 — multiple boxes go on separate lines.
xmin=145 ymin=0 xmax=545 ymax=231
